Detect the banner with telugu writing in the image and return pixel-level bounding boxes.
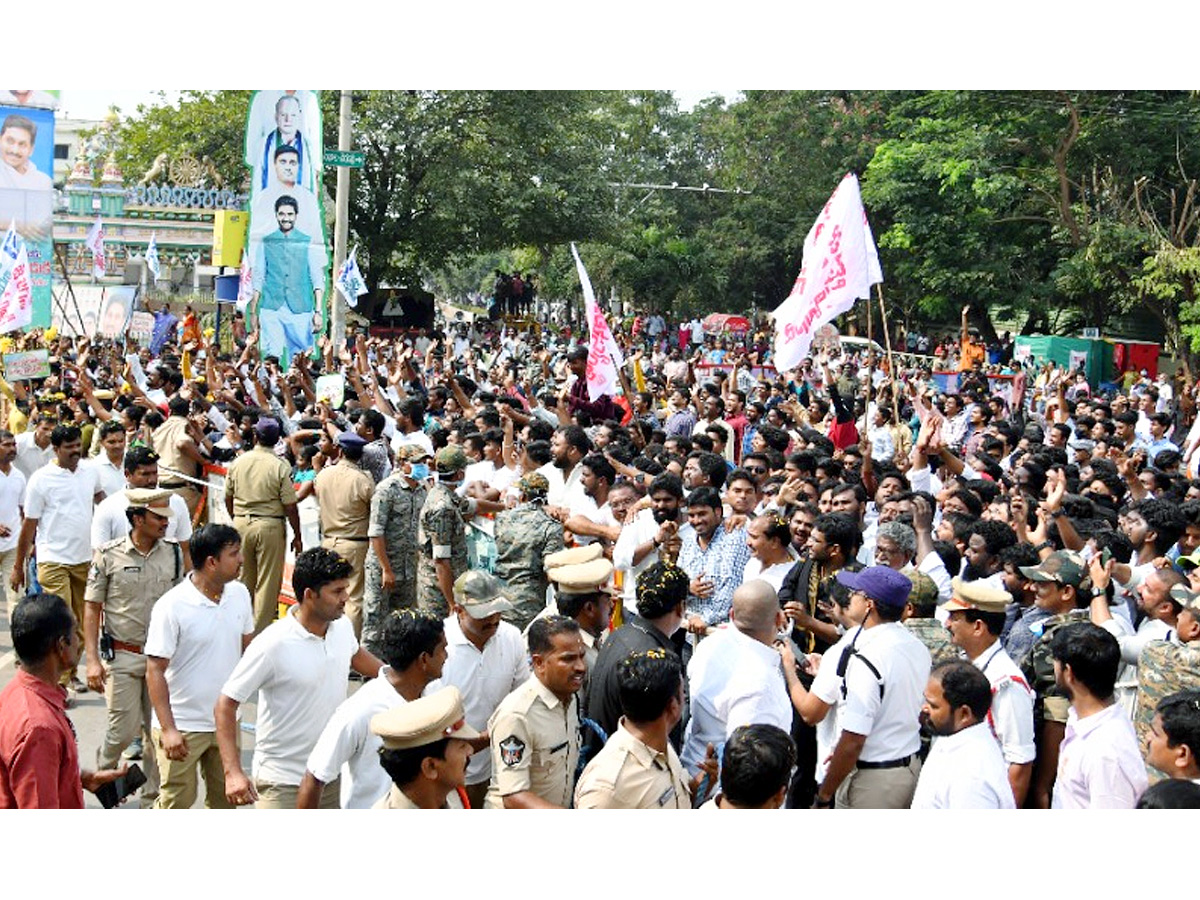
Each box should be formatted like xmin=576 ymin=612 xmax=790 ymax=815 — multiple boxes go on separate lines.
xmin=571 ymin=242 xmax=624 ymax=401
xmin=771 ymin=173 xmax=882 ymax=373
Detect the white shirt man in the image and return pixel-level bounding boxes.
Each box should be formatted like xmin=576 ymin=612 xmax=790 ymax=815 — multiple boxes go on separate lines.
xmin=679 ymin=613 xmax=792 ymax=775
xmin=13 ymin=429 xmax=52 ymax=481
xmin=220 ymin=605 xmax=358 ymax=792
xmin=0 ymin=443 xmax=25 ymax=616
xmin=24 ymin=461 xmax=101 ymax=566
xmin=433 ymin=610 xmax=529 ymax=790
xmin=911 ymin=720 xmax=1016 ymax=809
xmin=1052 ymin=703 xmax=1148 ymax=809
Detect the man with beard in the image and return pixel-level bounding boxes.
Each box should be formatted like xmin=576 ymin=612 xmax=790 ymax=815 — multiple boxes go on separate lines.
xmin=538 ymin=424 xmax=591 ymax=509
xmin=778 ymin=513 xmax=862 ymax=655
xmin=565 ymin=347 xmax=620 ymax=423
xmin=1050 ymin=623 xmax=1148 ymax=808
xmin=961 ymin=519 xmax=1018 ymax=588
xmin=613 ymin=473 xmax=687 ymax=616
xmin=911 ymin=660 xmax=1015 ymax=808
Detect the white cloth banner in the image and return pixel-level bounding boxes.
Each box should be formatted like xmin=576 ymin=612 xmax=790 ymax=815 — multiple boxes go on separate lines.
xmin=571 ymin=242 xmax=625 ymax=401
xmin=335 ymin=245 xmax=369 ymax=307
xmin=0 ymin=225 xmax=32 ymax=332
xmin=1068 ymin=350 xmax=1089 ymax=374
xmin=146 ymin=232 xmax=161 ymax=280
xmin=771 ymin=173 xmax=882 ymax=373
xmin=85 ymin=215 xmax=106 ymax=278
xmin=237 ymin=250 xmax=253 ymax=310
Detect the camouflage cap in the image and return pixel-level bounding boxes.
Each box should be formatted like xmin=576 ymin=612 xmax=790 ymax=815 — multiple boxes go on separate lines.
xmin=516 ymin=471 xmax=550 ymax=500
xmin=396 ymin=443 xmax=432 ymax=463
xmin=903 ymin=569 xmax=941 ymax=608
xmin=1169 ymin=584 xmax=1200 ymax=613
xmin=452 ymin=570 xmax=514 ymax=618
xmin=1019 ymin=550 xmax=1089 ymax=588
xmin=435 ymin=444 xmax=469 ymax=473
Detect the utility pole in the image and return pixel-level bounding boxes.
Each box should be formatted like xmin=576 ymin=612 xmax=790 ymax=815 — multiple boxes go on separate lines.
xmin=331 ymin=89 xmax=352 ymax=350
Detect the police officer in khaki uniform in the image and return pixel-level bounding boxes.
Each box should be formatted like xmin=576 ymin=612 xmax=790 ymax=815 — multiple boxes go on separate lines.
xmin=485 ymin=615 xmax=586 ymax=808
xmin=575 ymin=648 xmax=711 ymax=809
xmin=544 ymin=555 xmax=614 ymax=680
xmin=224 ymin=418 xmax=302 ymax=634
xmin=314 ymin=432 xmax=375 ymax=638
xmin=152 ymin=396 xmax=205 ymax=519
xmin=82 ymin=488 xmax=186 ymax=806
xmin=370 ymin=686 xmax=481 ymax=809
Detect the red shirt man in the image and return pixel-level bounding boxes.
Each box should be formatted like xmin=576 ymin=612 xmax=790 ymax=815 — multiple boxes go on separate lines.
xmin=0 ymin=669 xmax=84 ymax=809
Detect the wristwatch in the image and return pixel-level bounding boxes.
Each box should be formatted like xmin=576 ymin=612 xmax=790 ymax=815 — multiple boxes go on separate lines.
xmin=813 ymin=795 xmax=834 ymax=808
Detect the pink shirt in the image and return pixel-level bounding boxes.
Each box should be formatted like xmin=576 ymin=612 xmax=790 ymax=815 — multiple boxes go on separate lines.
xmin=1052 ymin=703 xmax=1148 ymax=809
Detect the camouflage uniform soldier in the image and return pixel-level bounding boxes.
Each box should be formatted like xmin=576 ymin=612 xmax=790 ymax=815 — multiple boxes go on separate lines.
xmin=1016 ymin=550 xmax=1092 ymax=808
xmin=416 ymin=445 xmax=475 ymax=619
xmin=1134 ymin=585 xmax=1200 ymax=767
xmin=494 ymin=473 xmax=565 ymax=631
xmin=361 ymin=446 xmax=430 ymax=654
xmin=901 ymin=569 xmax=963 ymax=666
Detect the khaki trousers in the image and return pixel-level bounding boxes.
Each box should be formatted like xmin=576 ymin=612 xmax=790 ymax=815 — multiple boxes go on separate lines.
xmin=38 ymin=561 xmax=90 ymax=684
xmin=97 ymin=650 xmax=159 ymax=805
xmin=322 ymin=536 xmax=368 ymax=640
xmin=152 ymin=729 xmax=233 ymax=809
xmin=235 ymin=516 xmax=287 ymax=635
xmin=0 ymin=546 xmax=19 ymax=619
xmin=168 ymin=485 xmax=203 ymax=524
xmin=835 ymin=756 xmax=922 ymax=809
xmin=255 ymin=778 xmax=340 ymax=809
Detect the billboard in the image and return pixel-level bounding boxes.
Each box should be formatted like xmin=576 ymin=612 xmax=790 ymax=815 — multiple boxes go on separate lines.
xmin=0 ymin=99 xmax=54 ymax=328
xmin=242 ymin=90 xmax=328 ymax=362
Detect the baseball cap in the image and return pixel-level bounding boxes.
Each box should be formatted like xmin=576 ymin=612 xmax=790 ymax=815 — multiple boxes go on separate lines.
xmin=452 ymin=571 xmax=514 ymax=618
xmin=435 ymin=444 xmax=469 ymax=474
xmin=1018 ymin=550 xmax=1089 ymax=588
xmin=835 ymin=566 xmax=913 ymax=609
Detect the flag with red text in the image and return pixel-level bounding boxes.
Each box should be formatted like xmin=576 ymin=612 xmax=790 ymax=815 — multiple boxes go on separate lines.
xmin=571 ymin=242 xmax=625 ymax=401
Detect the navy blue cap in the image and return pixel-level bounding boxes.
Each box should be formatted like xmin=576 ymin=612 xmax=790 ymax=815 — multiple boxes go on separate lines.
xmin=336 ymin=432 xmax=367 ymax=450
xmin=836 ymin=566 xmax=913 ymax=609
xmin=254 ymin=417 xmax=281 ymax=441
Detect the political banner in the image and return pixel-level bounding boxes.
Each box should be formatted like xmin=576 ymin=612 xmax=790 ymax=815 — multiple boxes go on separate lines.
xmin=0 ymin=102 xmax=55 ymax=328
xmin=3 ymin=348 xmax=50 ymax=380
xmin=571 ymin=242 xmax=624 ymax=401
xmin=335 ymin=245 xmax=368 ymax=307
xmin=243 ymin=91 xmax=328 ymax=364
xmin=771 ymin=173 xmax=882 ymax=373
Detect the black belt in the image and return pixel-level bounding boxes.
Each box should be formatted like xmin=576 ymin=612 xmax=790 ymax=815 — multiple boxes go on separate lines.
xmin=856 ymin=755 xmax=913 ymax=770
xmin=330 ymin=535 xmax=369 ymax=542
xmin=160 ymin=481 xmax=189 ymax=489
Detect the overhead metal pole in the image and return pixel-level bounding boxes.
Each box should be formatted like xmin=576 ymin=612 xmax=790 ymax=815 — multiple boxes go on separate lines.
xmin=331 ymin=89 xmax=352 ymax=350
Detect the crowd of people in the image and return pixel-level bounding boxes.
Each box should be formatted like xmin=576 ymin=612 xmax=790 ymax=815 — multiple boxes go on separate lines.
xmin=2 ymin=297 xmax=1200 ymax=811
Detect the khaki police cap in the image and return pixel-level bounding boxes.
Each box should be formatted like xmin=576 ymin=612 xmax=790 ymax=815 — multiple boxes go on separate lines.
xmin=547 ymin=557 xmax=614 ymax=595
xmin=453 ymin=570 xmax=514 ymax=618
xmin=544 ymin=544 xmax=603 ymax=570
xmin=942 ymin=577 xmax=1011 ymax=614
xmin=124 ymin=487 xmax=173 ymax=512
xmin=370 ymin=686 xmax=481 ymax=751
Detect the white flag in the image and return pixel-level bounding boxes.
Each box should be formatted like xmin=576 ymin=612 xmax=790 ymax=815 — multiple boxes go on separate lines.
xmin=0 ymin=239 xmax=34 ymax=332
xmin=771 ymin=173 xmax=883 ymax=373
xmin=236 ymin=250 xmax=253 ymax=310
xmin=335 ymin=246 xmax=369 ymax=308
xmin=146 ymin=232 xmax=161 ymax=280
xmin=570 ymin=242 xmax=625 ymax=401
xmin=0 ymin=222 xmax=17 ymax=288
xmin=85 ymin=215 xmax=106 ymax=278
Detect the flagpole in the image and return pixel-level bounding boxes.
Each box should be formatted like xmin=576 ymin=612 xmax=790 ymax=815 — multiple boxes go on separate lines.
xmin=863 ymin=282 xmax=873 ymax=441
xmin=875 ymin=284 xmax=902 ymax=427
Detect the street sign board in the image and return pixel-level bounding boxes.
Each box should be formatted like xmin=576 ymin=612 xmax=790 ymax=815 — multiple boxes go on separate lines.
xmin=323 ymin=150 xmax=365 ymax=168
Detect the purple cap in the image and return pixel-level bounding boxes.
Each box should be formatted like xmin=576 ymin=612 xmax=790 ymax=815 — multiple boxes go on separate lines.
xmin=835 ymin=566 xmax=913 ymax=609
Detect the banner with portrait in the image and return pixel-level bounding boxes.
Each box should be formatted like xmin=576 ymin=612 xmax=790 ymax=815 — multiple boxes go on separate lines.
xmin=243 ymin=90 xmax=328 ymax=363
xmin=0 ymin=101 xmax=55 ymax=328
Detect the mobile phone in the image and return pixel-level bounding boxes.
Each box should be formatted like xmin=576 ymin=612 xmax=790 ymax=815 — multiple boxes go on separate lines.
xmin=95 ymin=763 xmax=147 ymax=809
xmin=1101 ymin=547 xmax=1113 ymax=566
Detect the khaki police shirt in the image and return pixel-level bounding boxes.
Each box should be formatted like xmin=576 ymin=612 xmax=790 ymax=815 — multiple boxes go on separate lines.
xmin=314 ymin=459 xmax=374 ymax=539
xmin=152 ymin=416 xmax=197 ymax=482
xmin=485 ymin=675 xmax=580 ymax=808
xmin=574 ymin=718 xmax=691 ymax=809
xmin=225 ymin=445 xmax=295 ymax=518
xmin=85 ymin=536 xmax=184 ymax=646
xmin=372 ymin=785 xmax=445 ymax=809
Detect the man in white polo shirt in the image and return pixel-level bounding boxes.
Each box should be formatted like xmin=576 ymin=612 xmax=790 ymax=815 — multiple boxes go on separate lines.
xmin=0 ymin=429 xmax=27 ymax=618
xmin=12 ymin=423 xmax=105 ymax=691
xmin=434 ymin=570 xmax=529 ymax=810
xmin=216 ymin=547 xmax=382 ymax=809
xmin=90 ymin=445 xmax=193 ymax=566
xmin=144 ymin=524 xmax=253 ymax=808
xmin=83 ymin=420 xmax=128 ymax=498
xmin=297 ymin=609 xmax=448 ymax=809
xmin=12 ymin=414 xmax=53 ymax=481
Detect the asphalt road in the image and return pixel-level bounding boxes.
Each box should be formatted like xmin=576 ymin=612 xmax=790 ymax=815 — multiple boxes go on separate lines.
xmin=0 ymin=604 xmax=260 ymax=810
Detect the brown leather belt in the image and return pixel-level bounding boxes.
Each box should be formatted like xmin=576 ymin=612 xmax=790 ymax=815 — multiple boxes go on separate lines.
xmin=112 ymin=640 xmax=144 ymax=655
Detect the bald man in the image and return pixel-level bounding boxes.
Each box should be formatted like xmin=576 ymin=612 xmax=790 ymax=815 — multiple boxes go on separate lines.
xmin=680 ymin=580 xmax=793 ymax=775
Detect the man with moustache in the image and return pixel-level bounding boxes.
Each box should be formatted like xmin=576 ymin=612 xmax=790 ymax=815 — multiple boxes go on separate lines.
xmin=613 ymin=472 xmax=687 ymax=617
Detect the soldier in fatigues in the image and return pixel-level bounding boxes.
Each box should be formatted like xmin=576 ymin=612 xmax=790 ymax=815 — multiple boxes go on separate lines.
xmin=416 ymin=446 xmax=475 ymax=619
xmin=902 ymin=569 xmax=964 ymax=666
xmin=494 ymin=472 xmax=564 ymax=630
xmin=314 ymin=432 xmax=375 ymax=639
xmin=362 ymin=446 xmax=429 ymax=655
xmin=1016 ymin=550 xmax=1092 ymax=808
xmin=1135 ymin=585 xmax=1200 ymax=769
xmin=82 ymin=489 xmax=185 ymax=806
xmin=485 ymin=615 xmax=586 ymax=808
xmin=224 ymin=418 xmax=302 ymax=634
xmin=370 ymin=686 xmax=481 ymax=809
